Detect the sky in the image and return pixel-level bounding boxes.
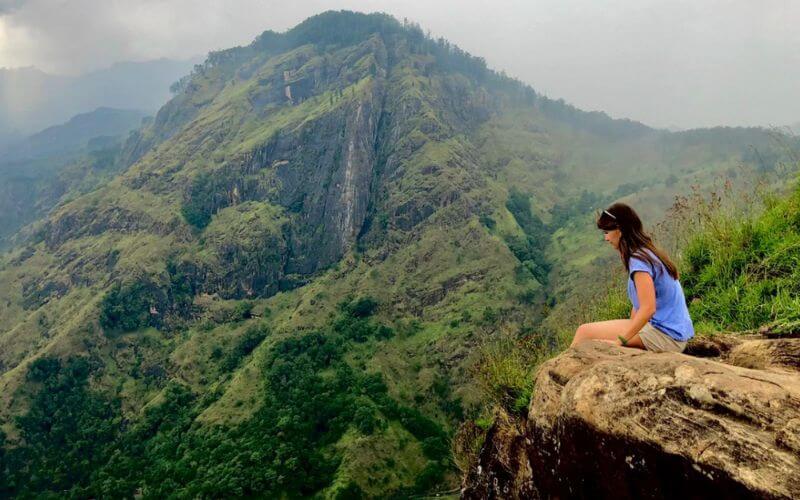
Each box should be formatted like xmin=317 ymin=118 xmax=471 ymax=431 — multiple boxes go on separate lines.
xmin=0 ymin=0 xmax=798 ymax=129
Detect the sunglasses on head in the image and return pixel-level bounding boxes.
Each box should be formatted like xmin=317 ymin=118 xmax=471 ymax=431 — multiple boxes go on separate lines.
xmin=602 ymin=209 xmax=617 ymax=220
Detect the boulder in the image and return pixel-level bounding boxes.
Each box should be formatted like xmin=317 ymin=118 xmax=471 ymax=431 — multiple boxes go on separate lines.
xmin=463 ymin=337 xmax=800 ymax=499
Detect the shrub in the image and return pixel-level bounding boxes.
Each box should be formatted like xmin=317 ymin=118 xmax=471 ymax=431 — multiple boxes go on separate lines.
xmin=221 ymin=322 xmax=270 ymax=371
xmin=181 ymin=172 xmax=217 ymax=229
xmin=334 ymin=483 xmax=365 ymax=500
xmin=353 ymin=404 xmax=378 ymax=435
xmin=100 ymin=281 xmax=166 ymax=332
xmin=479 ymin=214 xmax=496 ymax=229
xmin=473 ymin=336 xmax=548 ymax=416
xmin=452 ymin=420 xmax=488 ymax=475
xmin=341 ymin=296 xmax=379 ymax=318
xmin=375 ymin=325 xmax=395 ymax=339
xmin=413 ymin=461 xmax=447 ymax=493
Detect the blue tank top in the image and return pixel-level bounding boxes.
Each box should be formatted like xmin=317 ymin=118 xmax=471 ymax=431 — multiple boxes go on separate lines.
xmin=627 ymin=249 xmax=695 ymax=342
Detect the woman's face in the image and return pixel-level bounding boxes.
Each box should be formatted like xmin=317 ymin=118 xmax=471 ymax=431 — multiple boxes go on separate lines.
xmin=603 ymin=228 xmax=622 ymax=250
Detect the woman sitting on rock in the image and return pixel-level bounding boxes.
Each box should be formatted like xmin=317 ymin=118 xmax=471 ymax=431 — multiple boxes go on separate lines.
xmin=570 ymin=202 xmax=694 ymax=352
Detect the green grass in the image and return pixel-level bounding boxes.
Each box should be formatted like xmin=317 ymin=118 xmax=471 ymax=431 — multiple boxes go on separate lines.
xmin=679 ymin=172 xmax=800 ymax=333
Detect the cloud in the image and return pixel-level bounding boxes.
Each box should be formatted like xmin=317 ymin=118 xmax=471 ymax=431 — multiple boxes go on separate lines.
xmin=0 ymin=0 xmax=334 ymax=73
xmin=0 ymin=0 xmax=798 ymax=128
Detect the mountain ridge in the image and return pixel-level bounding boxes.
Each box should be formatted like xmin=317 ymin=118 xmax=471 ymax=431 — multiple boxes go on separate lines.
xmin=2 ymin=107 xmax=147 ymax=162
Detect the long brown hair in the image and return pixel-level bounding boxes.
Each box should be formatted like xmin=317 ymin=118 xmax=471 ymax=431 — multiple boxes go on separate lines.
xmin=596 ymin=202 xmax=679 ymax=279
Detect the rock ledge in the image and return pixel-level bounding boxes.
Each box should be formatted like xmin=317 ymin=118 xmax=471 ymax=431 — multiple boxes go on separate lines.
xmin=463 ymin=336 xmax=800 ymax=499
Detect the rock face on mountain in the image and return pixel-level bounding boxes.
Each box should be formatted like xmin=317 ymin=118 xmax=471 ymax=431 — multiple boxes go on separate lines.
xmin=463 ymin=336 xmax=800 ymax=499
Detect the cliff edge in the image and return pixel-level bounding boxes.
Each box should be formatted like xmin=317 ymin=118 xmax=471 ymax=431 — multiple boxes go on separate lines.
xmin=462 ymin=335 xmax=800 ymax=499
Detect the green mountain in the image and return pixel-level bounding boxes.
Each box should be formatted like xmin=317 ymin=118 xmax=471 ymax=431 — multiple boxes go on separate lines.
xmin=0 ymin=11 xmax=796 ymax=498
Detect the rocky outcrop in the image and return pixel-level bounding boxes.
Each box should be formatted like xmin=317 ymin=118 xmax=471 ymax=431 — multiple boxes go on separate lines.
xmin=463 ymin=336 xmax=800 ymax=499
xmin=259 ymin=80 xmax=385 ymax=274
xmin=42 ymin=203 xmax=182 ymax=249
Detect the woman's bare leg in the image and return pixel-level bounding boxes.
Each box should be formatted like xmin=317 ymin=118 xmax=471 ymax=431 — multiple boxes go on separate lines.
xmin=570 ymin=319 xmax=646 ymax=349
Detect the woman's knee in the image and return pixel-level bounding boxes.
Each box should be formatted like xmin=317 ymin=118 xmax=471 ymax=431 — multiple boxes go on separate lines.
xmin=574 ymin=323 xmax=591 ymax=340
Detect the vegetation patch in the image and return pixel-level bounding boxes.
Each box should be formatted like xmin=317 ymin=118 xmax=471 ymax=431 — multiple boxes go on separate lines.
xmin=1 ymin=299 xmax=452 ymax=498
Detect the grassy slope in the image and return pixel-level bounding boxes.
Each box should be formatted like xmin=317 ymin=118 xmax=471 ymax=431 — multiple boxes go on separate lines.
xmin=681 ymin=176 xmax=800 ymax=334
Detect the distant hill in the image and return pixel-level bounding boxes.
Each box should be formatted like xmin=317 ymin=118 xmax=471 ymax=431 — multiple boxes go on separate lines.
xmin=0 ymin=58 xmax=198 ymax=141
xmin=3 ymin=107 xmax=147 ymax=162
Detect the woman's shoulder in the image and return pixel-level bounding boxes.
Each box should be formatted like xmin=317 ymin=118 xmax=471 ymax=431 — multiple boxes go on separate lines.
xmin=635 ymin=247 xmax=658 ymax=258
xmin=630 ymin=248 xmax=665 ymax=275
xmin=630 ymin=248 xmax=657 ymax=264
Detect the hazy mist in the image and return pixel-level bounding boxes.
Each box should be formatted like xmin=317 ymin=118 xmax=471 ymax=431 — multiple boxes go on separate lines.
xmin=0 ymin=0 xmax=798 ymax=129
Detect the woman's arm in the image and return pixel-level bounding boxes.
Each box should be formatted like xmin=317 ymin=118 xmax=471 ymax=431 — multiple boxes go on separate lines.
xmin=621 ymin=272 xmax=656 ymax=343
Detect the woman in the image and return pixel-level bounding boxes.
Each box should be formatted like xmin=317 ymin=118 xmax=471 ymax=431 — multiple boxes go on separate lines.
xmin=570 ymin=202 xmax=694 ymax=352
